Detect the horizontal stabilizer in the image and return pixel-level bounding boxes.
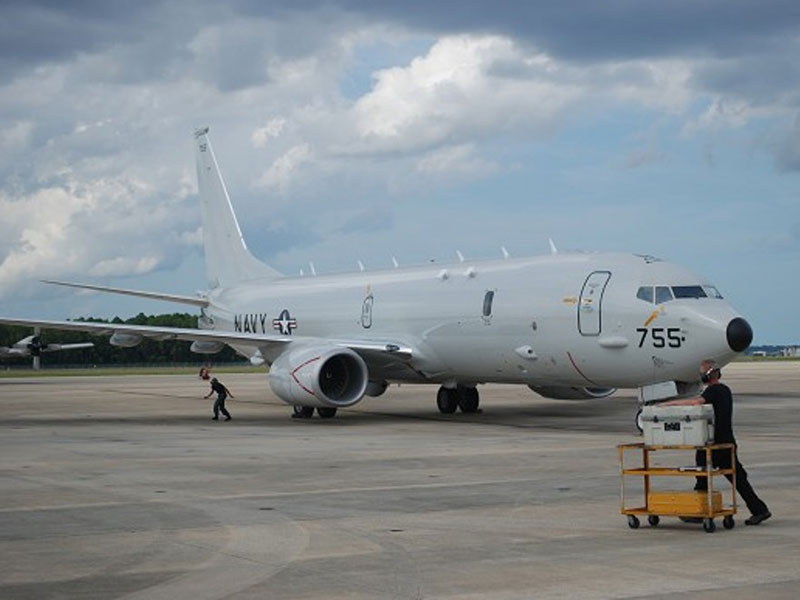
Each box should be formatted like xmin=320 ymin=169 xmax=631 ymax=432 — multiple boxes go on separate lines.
xmin=42 ymin=280 xmax=209 ymax=307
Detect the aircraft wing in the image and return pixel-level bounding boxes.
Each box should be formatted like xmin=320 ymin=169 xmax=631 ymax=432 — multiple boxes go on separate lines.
xmin=0 ymin=317 xmax=414 ymax=362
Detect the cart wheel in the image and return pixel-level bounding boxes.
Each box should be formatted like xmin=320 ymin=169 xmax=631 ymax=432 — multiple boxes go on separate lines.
xmin=627 ymin=515 xmax=640 ymax=529
xmin=723 ymin=515 xmax=735 ymax=530
xmin=703 ymin=518 xmax=716 ymax=533
xmin=647 ymin=515 xmax=660 ymax=527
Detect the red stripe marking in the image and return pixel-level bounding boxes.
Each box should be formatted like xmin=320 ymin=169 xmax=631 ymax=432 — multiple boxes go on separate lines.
xmin=291 ymin=356 xmax=320 ymax=397
xmin=567 ymin=351 xmax=598 ymax=385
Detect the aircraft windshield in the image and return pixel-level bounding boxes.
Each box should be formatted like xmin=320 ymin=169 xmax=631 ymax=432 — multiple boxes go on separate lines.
xmin=636 ymin=285 xmax=724 ymax=304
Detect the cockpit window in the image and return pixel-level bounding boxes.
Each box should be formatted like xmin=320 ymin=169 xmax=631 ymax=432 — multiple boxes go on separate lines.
xmin=636 ymin=286 xmax=654 ymax=303
xmin=655 ymin=286 xmax=674 ymax=304
xmin=637 ymin=284 xmax=723 ymax=304
xmin=672 ymin=286 xmax=707 ymax=299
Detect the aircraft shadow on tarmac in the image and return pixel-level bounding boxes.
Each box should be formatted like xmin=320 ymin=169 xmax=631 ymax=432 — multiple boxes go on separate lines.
xmin=3 ymin=396 xmax=639 ymax=433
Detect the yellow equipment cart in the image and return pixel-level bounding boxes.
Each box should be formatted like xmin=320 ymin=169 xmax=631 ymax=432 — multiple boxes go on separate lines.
xmin=618 ymin=442 xmax=737 ymax=533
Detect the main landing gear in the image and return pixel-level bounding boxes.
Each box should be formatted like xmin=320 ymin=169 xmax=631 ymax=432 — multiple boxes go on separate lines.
xmin=292 ymin=406 xmax=337 ymax=419
xmin=436 ymin=385 xmax=480 ymax=414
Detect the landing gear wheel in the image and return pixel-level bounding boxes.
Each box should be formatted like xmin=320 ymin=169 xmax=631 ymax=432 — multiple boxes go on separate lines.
xmin=292 ymin=406 xmax=314 ymax=419
xmin=436 ymin=387 xmax=459 ymax=414
xmin=647 ymin=515 xmax=660 ymax=527
xmin=635 ymin=408 xmax=644 ymax=433
xmin=627 ymin=515 xmax=640 ymax=529
xmin=703 ymin=518 xmax=716 ymax=533
xmin=458 ymin=387 xmax=480 ymax=413
xmin=317 ymin=407 xmax=338 ymax=419
xmin=723 ymin=515 xmax=735 ymax=529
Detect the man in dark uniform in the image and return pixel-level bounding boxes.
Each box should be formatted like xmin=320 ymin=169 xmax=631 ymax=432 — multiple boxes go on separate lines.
xmin=204 ymin=377 xmax=233 ymax=421
xmin=661 ymin=359 xmax=771 ymax=525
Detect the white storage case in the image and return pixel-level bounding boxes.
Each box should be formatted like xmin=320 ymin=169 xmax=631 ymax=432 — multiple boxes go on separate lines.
xmin=641 ymin=405 xmax=714 ymax=446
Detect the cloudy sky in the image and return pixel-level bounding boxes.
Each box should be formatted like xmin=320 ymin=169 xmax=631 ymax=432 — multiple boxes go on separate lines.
xmin=1 ymin=0 xmax=798 ymax=344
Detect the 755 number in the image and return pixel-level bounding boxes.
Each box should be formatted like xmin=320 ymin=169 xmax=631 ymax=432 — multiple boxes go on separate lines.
xmin=636 ymin=327 xmax=683 ymax=348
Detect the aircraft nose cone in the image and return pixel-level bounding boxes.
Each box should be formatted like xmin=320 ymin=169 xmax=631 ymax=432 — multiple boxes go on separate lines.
xmin=727 ymin=317 xmax=753 ymax=353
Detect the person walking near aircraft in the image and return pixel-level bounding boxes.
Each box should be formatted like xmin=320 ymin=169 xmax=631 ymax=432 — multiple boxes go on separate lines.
xmin=204 ymin=377 xmax=233 ymax=421
xmin=660 ymin=359 xmax=771 ymax=525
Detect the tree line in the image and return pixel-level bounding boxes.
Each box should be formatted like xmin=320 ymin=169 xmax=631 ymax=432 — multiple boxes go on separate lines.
xmin=0 ymin=313 xmax=244 ymax=366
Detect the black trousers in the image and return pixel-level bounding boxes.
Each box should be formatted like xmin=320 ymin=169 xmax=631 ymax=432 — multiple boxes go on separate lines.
xmin=213 ymin=394 xmax=231 ymax=418
xmin=694 ymin=447 xmax=768 ymax=516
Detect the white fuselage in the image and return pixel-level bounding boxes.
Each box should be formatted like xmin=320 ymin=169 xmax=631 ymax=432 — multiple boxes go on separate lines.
xmin=205 ymin=252 xmax=744 ymax=389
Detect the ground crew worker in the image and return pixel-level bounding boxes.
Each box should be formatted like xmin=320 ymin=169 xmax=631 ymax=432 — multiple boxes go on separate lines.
xmin=204 ymin=377 xmax=233 ymax=421
xmin=660 ymin=359 xmax=771 ymax=525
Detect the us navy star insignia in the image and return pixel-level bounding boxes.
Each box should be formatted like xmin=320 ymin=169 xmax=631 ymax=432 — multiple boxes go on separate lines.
xmin=272 ymin=309 xmax=297 ymax=335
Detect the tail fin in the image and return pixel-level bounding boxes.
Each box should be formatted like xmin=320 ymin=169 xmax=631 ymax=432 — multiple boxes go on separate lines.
xmin=194 ymin=127 xmax=281 ymax=288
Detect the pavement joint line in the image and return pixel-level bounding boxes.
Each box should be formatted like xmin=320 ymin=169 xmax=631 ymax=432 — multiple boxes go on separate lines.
xmin=0 ymin=474 xmax=620 ymax=514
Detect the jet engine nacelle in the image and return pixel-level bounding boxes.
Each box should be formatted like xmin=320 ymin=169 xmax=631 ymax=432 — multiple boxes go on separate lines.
xmin=110 ymin=332 xmax=143 ymax=348
xmin=528 ymin=385 xmax=616 ymax=400
xmin=268 ymin=344 xmax=368 ymax=408
xmin=190 ymin=340 xmax=225 ymax=354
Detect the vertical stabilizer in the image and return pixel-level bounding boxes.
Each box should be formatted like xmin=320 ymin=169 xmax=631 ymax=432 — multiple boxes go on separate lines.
xmin=194 ymin=128 xmax=281 ymax=288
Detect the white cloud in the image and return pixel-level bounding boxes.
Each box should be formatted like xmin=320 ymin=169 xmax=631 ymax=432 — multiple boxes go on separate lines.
xmin=254 ymin=143 xmax=313 ymax=192
xmin=0 ymin=121 xmax=34 ymax=152
xmin=89 ymin=255 xmax=161 ymax=277
xmin=251 ymin=117 xmax=287 ymax=148
xmin=415 ymin=143 xmax=498 ymax=178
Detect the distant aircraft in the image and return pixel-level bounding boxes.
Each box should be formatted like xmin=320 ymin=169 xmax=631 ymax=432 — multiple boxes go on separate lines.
xmin=0 ymin=128 xmax=752 ymax=422
xmin=0 ymin=333 xmax=93 ymax=369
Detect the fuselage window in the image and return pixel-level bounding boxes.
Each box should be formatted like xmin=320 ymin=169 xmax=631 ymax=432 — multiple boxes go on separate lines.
xmin=655 ymin=286 xmax=674 ymax=304
xmin=672 ymin=285 xmax=707 ymax=299
xmin=483 ymin=290 xmax=495 ymax=317
xmin=703 ymin=285 xmax=723 ymax=299
xmin=636 ymin=286 xmax=654 ymax=304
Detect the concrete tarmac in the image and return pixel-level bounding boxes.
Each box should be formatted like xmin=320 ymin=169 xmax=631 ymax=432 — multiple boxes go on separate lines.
xmin=1 ymin=362 xmax=798 ymax=599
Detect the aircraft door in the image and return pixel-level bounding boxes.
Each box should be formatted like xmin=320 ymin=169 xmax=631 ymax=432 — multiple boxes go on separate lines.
xmin=578 ymin=271 xmax=611 ymax=336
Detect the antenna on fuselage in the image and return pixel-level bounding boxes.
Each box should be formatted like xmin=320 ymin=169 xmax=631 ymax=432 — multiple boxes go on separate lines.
xmin=357 ymin=260 xmax=365 ymax=272
xmin=391 ymin=256 xmax=399 ymax=268
xmin=548 ymin=238 xmax=558 ymax=255
xmin=309 ymin=262 xmax=317 ymax=276
xmin=456 ymin=250 xmax=464 ymax=262
xmin=501 ymin=246 xmax=510 ymax=259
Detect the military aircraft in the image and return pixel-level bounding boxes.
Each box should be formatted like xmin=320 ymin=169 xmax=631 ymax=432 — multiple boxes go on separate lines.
xmin=0 ymin=333 xmax=93 ymax=369
xmin=0 ymin=128 xmax=753 ymax=420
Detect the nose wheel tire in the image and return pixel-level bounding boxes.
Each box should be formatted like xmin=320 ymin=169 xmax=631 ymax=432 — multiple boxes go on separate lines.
xmin=316 ymin=407 xmax=338 ymax=418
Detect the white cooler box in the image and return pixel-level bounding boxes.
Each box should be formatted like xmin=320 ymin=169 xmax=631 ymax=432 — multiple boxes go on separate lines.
xmin=641 ymin=405 xmax=714 ymax=446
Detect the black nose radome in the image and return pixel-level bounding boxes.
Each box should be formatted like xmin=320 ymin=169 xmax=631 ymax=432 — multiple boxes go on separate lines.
xmin=727 ymin=317 xmax=753 ymax=353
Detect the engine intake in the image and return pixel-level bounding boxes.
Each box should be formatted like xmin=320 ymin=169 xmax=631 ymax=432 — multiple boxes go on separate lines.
xmin=269 ymin=345 xmax=368 ymax=408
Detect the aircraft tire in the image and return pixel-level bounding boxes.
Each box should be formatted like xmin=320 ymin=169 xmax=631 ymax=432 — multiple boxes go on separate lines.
xmin=317 ymin=407 xmax=338 ymax=419
xmin=436 ymin=387 xmax=459 ymax=414
xmin=292 ymin=406 xmax=315 ymax=419
xmin=458 ymin=387 xmax=480 ymax=413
